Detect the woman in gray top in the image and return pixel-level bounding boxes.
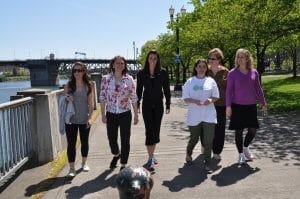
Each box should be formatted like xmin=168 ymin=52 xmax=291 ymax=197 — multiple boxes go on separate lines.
xmin=64 ymin=62 xmax=94 ymax=177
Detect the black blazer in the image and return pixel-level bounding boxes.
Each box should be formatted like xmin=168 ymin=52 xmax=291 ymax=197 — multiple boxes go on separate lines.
xmin=136 ymin=68 xmax=171 ymax=109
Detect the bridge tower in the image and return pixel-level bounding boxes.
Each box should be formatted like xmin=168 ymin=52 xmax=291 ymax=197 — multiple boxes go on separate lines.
xmin=26 ymin=59 xmax=59 ymax=86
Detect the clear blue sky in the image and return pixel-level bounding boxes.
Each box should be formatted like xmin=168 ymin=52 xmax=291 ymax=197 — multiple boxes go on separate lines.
xmin=1 ymin=0 xmax=193 ymax=60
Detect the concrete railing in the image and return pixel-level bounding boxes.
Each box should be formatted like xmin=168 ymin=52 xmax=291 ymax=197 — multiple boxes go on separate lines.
xmin=0 ymin=81 xmax=98 ymax=185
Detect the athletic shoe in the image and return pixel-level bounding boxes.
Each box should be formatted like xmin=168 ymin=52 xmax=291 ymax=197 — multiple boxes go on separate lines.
xmin=110 ymin=154 xmax=120 ymax=169
xmin=82 ymin=163 xmax=90 ymax=171
xmin=120 ymin=166 xmax=126 ymax=171
xmin=238 ymin=153 xmax=246 ymax=165
xmin=153 ymin=155 xmax=158 ymax=164
xmin=67 ymin=168 xmax=76 ymax=177
xmin=146 ymin=158 xmax=155 ymax=171
xmin=213 ymin=154 xmax=221 ymax=160
xmin=243 ymin=147 xmax=254 ymax=160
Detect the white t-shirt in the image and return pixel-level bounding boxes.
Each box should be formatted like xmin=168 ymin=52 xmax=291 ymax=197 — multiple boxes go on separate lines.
xmin=182 ymin=76 xmax=219 ymax=126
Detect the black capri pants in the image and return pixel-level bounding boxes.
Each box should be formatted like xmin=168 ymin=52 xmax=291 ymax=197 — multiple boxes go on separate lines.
xmin=142 ymin=100 xmax=164 ymax=145
xmin=65 ymin=123 xmax=90 ymax=163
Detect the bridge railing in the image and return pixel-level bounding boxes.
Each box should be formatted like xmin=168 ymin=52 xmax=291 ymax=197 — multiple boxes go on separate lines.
xmin=0 ymin=97 xmax=34 ymax=185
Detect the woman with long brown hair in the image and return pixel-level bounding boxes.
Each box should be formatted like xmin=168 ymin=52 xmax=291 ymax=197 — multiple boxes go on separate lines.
xmin=64 ymin=62 xmax=94 ymax=177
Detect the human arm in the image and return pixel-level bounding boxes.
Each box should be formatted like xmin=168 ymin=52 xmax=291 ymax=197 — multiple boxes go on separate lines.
xmin=64 ymin=83 xmax=73 ymax=102
xmin=86 ymin=82 xmax=95 ymax=128
xmin=253 ymin=70 xmax=267 ymax=109
xmin=136 ymin=71 xmax=143 ymax=113
xmin=129 ymin=76 xmax=139 ymax=124
xmin=225 ymin=70 xmax=234 ymax=118
xmin=202 ymin=79 xmax=219 ymax=105
xmin=162 ymin=70 xmax=171 ymax=113
xmin=99 ymin=76 xmax=107 ymax=123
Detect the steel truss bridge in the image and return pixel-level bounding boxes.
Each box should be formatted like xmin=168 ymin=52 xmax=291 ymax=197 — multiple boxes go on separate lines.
xmin=0 ymin=58 xmax=141 ymax=86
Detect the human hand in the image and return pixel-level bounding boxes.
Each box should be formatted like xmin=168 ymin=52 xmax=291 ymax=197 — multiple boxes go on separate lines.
xmin=226 ymin=107 xmax=232 ymax=118
xmin=66 ymin=95 xmax=74 ymax=102
xmin=261 ymin=105 xmax=267 ymax=116
xmin=86 ymin=119 xmax=92 ymax=128
xmin=101 ymin=114 xmax=107 ymax=123
xmin=202 ymin=99 xmax=212 ymax=106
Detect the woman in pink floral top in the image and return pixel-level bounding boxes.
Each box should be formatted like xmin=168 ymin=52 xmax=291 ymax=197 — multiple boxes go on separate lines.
xmin=99 ymin=55 xmax=139 ymax=171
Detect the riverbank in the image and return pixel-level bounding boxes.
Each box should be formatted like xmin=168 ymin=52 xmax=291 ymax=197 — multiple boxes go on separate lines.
xmin=0 ymin=75 xmax=30 ymax=82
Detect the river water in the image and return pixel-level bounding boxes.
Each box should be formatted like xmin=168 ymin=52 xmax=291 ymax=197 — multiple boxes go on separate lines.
xmin=0 ymin=79 xmax=68 ymax=104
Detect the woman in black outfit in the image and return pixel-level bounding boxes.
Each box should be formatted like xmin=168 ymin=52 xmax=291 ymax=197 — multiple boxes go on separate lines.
xmin=136 ymin=50 xmax=171 ymax=171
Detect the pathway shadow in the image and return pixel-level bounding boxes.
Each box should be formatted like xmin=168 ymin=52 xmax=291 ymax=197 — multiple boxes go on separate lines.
xmin=224 ymin=112 xmax=300 ymax=165
xmin=162 ymin=155 xmax=221 ymax=192
xmin=25 ymin=175 xmax=73 ymax=196
xmin=211 ymin=163 xmax=260 ymax=186
xmin=65 ymin=169 xmax=117 ymax=199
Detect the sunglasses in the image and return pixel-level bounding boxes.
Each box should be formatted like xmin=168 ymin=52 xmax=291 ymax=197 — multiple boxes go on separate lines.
xmin=73 ymin=69 xmax=84 ymax=73
xmin=208 ymin=57 xmax=218 ymax=61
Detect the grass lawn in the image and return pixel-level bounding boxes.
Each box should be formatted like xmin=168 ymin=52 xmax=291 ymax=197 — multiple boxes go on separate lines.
xmin=262 ymin=74 xmax=300 ymax=113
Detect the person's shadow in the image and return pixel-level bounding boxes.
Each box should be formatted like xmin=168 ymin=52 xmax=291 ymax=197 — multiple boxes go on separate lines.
xmin=65 ymin=169 xmax=117 ymax=198
xmin=25 ymin=175 xmax=74 ymax=196
xmin=162 ymin=155 xmax=221 ymax=192
xmin=211 ymin=163 xmax=260 ymax=186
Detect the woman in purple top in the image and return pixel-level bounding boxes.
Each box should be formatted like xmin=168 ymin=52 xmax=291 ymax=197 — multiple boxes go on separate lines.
xmin=226 ymin=49 xmax=267 ymax=165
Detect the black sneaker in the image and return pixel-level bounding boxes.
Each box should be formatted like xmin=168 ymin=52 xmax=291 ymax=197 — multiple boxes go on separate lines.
xmin=110 ymin=155 xmax=120 ymax=169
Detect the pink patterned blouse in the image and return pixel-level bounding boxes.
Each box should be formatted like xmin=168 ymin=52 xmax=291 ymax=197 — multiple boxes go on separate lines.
xmin=99 ymin=73 xmax=138 ymax=114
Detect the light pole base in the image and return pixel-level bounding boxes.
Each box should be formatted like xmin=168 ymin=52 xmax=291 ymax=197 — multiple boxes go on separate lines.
xmin=174 ymin=84 xmax=182 ymax=91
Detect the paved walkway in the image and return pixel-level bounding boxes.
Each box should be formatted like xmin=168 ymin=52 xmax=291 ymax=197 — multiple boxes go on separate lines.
xmin=1 ymin=97 xmax=300 ymax=199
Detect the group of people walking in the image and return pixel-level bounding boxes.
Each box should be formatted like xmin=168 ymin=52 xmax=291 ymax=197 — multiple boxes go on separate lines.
xmin=61 ymin=47 xmax=267 ymax=177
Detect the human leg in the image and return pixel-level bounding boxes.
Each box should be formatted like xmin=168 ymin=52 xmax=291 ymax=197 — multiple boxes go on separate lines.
xmin=235 ymin=129 xmax=246 ymax=164
xmin=65 ymin=123 xmax=78 ymax=176
xmin=106 ymin=112 xmax=120 ymax=168
xmin=202 ymin=122 xmax=215 ymax=168
xmin=119 ymin=111 xmax=132 ymax=167
xmin=186 ymin=124 xmax=201 ymax=159
xmin=79 ymin=124 xmax=91 ymax=171
xmin=213 ymin=106 xmax=226 ymax=158
xmin=243 ymin=128 xmax=256 ymax=160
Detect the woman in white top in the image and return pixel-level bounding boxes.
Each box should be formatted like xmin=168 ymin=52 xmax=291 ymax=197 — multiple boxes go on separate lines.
xmin=182 ymin=59 xmax=219 ymax=172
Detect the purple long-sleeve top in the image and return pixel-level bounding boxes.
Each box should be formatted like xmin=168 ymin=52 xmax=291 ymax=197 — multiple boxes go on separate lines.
xmin=226 ymin=68 xmax=266 ymax=107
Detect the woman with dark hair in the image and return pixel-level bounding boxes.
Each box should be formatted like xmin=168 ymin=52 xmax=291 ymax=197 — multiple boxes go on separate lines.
xmin=182 ymin=59 xmax=219 ymax=172
xmin=226 ymin=49 xmax=267 ymax=165
xmin=99 ymin=55 xmax=139 ymax=171
xmin=136 ymin=50 xmax=171 ymax=171
xmin=64 ymin=61 xmax=94 ymax=177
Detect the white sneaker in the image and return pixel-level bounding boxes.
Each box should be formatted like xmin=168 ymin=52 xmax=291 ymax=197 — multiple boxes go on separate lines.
xmin=82 ymin=163 xmax=90 ymax=171
xmin=213 ymin=154 xmax=221 ymax=160
xmin=153 ymin=155 xmax=158 ymax=164
xmin=243 ymin=147 xmax=254 ymax=160
xmin=67 ymin=168 xmax=76 ymax=177
xmin=238 ymin=153 xmax=246 ymax=165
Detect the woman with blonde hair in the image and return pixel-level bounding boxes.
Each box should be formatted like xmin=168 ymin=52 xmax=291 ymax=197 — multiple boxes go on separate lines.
xmin=226 ymin=49 xmax=267 ymax=164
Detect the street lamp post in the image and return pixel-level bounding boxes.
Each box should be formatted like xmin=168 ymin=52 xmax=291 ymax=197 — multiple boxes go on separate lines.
xmin=169 ymin=5 xmax=186 ymax=91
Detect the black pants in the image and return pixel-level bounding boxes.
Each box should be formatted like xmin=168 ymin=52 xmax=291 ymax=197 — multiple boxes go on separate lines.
xmin=106 ymin=111 xmax=132 ymax=164
xmin=212 ymin=106 xmax=226 ymax=154
xmin=142 ymin=100 xmax=164 ymax=145
xmin=65 ymin=123 xmax=90 ymax=163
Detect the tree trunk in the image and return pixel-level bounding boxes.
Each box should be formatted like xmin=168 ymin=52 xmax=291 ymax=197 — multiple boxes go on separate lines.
xmin=292 ymin=48 xmax=297 ymax=78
